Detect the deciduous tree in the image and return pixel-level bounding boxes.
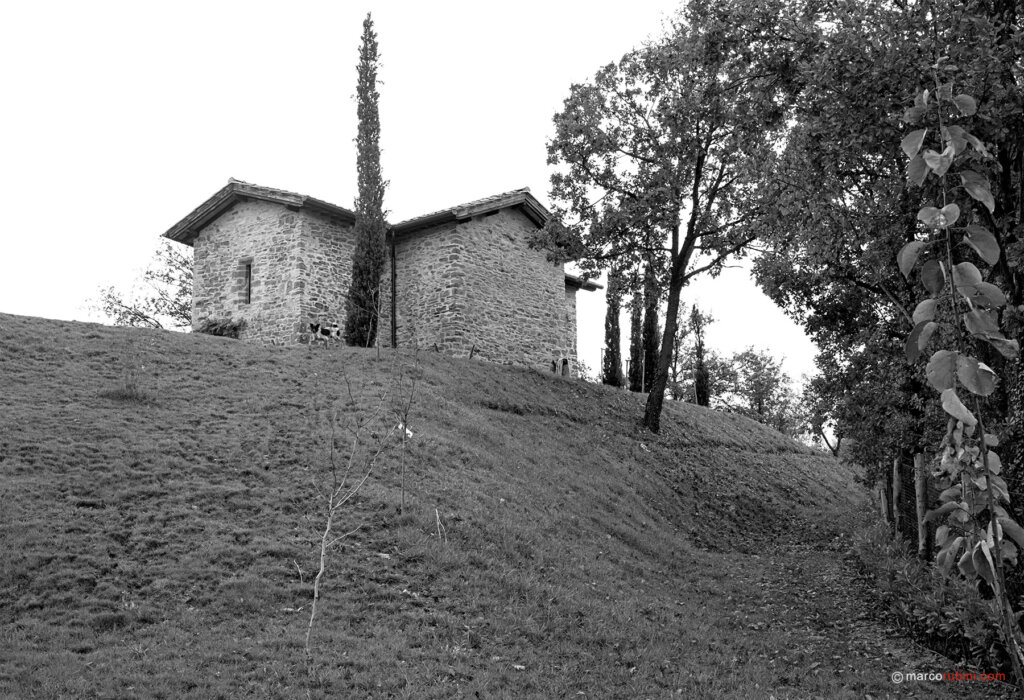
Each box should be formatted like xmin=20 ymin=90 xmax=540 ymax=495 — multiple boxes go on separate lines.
xmin=94 ymin=240 xmax=192 ymax=330
xmin=539 ymin=0 xmax=797 ymax=432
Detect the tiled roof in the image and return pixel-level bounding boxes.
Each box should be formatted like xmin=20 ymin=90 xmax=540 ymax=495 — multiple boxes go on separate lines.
xmin=163 ymin=179 xmax=356 ymax=245
xmin=391 ymin=187 xmax=550 ymax=236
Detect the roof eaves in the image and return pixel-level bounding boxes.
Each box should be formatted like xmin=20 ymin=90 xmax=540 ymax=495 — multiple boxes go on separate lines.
xmin=162 ymin=180 xmax=355 ymax=245
xmin=565 ymin=272 xmax=602 ymax=292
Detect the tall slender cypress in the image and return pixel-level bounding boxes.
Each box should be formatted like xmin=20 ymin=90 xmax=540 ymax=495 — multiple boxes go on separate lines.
xmin=602 ymin=265 xmax=625 ymax=387
xmin=641 ymin=262 xmax=660 ymax=393
xmin=344 ymin=13 xmax=387 ymax=347
xmin=628 ymin=273 xmax=643 ymax=392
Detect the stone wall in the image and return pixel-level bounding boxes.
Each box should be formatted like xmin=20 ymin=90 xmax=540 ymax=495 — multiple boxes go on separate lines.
xmin=191 ymin=197 xmax=583 ymax=366
xmin=296 ymin=209 xmax=356 ymax=341
xmin=381 ymin=223 xmax=463 ymax=351
xmin=564 ymin=286 xmax=579 ymax=367
xmin=192 ymin=199 xmax=304 ymax=345
xmin=457 ymin=208 xmax=569 ymax=372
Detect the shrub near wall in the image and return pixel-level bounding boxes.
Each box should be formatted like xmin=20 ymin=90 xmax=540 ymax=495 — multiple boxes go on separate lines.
xmin=853 ymin=521 xmax=1006 ymax=672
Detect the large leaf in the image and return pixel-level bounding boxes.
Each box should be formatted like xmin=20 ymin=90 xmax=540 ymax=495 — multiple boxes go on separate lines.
xmin=941 ymin=388 xmax=977 ymax=426
xmin=964 ymin=131 xmax=991 ymax=157
xmin=954 ymin=93 xmax=978 ymax=116
xmin=925 ymin=500 xmax=960 ymax=523
xmin=904 ymin=105 xmax=926 ymax=124
xmin=897 ymin=241 xmax=926 ymax=278
xmin=912 ymin=299 xmax=937 ymax=324
xmin=961 ymin=171 xmax=996 ymax=214
xmin=921 ymin=259 xmax=946 ymax=295
xmin=942 ymin=125 xmax=968 ymax=154
xmin=953 ymin=261 xmax=983 ymax=287
xmin=957 ymin=355 xmax=996 ymax=396
xmin=986 ymin=337 xmax=1021 ymax=360
xmin=958 ymin=547 xmax=977 ymax=577
xmin=975 ymin=282 xmax=1006 ymax=308
xmin=926 ymin=350 xmax=958 ymax=391
xmin=907 ymin=154 xmax=928 ymax=186
xmin=999 ymin=517 xmax=1024 ymax=551
xmin=901 ymin=129 xmax=927 ymax=159
xmin=985 ymin=450 xmax=1002 ymax=475
xmin=905 ymin=321 xmax=938 ymax=363
xmin=974 ymin=542 xmax=994 ymax=585
xmin=918 ymin=203 xmax=960 ymax=227
xmin=963 ymin=225 xmax=1000 ymax=265
xmin=923 ymin=145 xmax=955 ymax=177
xmin=963 ymin=308 xmax=1001 ymax=337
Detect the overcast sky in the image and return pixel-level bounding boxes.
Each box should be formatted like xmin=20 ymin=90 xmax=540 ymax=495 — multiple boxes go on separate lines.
xmin=0 ymin=0 xmax=818 ymax=381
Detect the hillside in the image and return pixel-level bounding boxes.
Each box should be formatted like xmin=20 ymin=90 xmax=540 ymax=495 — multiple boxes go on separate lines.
xmin=0 ymin=312 xmax=1003 ymax=698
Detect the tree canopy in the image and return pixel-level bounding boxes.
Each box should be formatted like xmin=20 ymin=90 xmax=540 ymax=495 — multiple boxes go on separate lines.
xmin=540 ymin=0 xmax=800 ymax=431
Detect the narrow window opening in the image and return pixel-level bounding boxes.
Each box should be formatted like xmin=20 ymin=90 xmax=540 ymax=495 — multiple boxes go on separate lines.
xmin=239 ymin=259 xmax=253 ymax=305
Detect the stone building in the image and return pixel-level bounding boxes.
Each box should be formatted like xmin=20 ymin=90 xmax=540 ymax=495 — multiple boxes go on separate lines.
xmin=163 ymin=179 xmax=598 ymax=372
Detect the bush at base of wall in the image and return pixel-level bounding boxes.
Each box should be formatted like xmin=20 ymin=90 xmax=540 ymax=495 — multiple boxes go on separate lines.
xmin=196 ymin=318 xmax=247 ymax=339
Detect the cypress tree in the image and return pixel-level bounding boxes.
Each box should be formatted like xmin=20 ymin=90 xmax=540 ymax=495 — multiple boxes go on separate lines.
xmin=344 ymin=13 xmax=387 ymax=347
xmin=628 ymin=277 xmax=643 ymax=392
xmin=690 ymin=305 xmax=712 ymax=407
xmin=641 ymin=263 xmax=660 ymax=393
xmin=602 ymin=265 xmax=625 ymax=387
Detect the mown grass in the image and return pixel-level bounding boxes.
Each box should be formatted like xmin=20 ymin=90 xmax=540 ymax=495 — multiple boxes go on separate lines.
xmin=0 ymin=312 xmax=1010 ymax=698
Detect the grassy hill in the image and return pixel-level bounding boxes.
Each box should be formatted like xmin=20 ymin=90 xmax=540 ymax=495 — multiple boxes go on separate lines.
xmin=0 ymin=312 xmax=1003 ymax=698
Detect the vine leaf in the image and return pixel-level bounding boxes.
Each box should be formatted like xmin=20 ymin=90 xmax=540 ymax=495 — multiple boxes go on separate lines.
xmin=941 ymin=388 xmax=977 ymax=426
xmin=956 ymin=355 xmax=996 ymax=397
xmin=901 ymin=129 xmax=927 ymax=159
xmin=963 ymin=309 xmax=1002 ymax=338
xmin=927 ymin=350 xmax=958 ymax=391
xmin=907 ymin=155 xmax=928 ymax=186
xmin=963 ymin=225 xmax=1000 ymax=264
xmin=922 ymin=145 xmax=956 ymax=177
xmin=904 ymin=105 xmax=926 ymax=124
xmin=925 ymin=500 xmax=960 ymax=523
xmin=986 ymin=337 xmax=1020 ymax=360
xmin=918 ymin=203 xmax=960 ymax=227
xmin=953 ymin=93 xmax=978 ymax=116
xmin=941 ymin=125 xmax=968 ymax=154
xmin=959 ymin=281 xmax=1006 ymax=309
xmin=986 ymin=450 xmax=1003 ymax=475
xmin=999 ymin=518 xmax=1024 ymax=551
xmin=960 ymin=171 xmax=996 ymax=214
xmin=963 ymin=131 xmax=991 ymax=158
xmin=921 ymin=259 xmax=945 ymax=295
xmin=898 ymin=241 xmax=927 ymax=278
xmin=906 ymin=321 xmax=938 ymax=363
xmin=912 ymin=299 xmax=937 ymax=324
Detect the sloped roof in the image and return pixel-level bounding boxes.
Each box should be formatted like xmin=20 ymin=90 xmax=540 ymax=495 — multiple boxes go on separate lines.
xmin=564 ymin=272 xmax=602 ymax=291
xmin=163 ymin=179 xmax=356 ymax=246
xmin=391 ymin=187 xmax=550 ymax=236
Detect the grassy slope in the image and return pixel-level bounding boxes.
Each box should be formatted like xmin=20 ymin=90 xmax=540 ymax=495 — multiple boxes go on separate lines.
xmin=0 ymin=312 xmax=1005 ymax=699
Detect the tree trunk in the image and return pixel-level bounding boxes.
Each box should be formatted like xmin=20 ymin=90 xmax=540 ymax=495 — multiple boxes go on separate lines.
xmin=643 ymin=249 xmax=686 ymax=433
xmin=892 ymin=456 xmax=902 ymax=537
xmin=914 ymin=452 xmax=929 ymax=559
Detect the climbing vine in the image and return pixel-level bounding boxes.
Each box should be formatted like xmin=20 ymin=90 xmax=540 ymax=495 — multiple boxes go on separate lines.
xmin=898 ymin=62 xmax=1024 ymax=684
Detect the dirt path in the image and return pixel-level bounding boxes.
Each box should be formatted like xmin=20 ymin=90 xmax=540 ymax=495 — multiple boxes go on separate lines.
xmin=717 ymin=528 xmax=1016 ymax=699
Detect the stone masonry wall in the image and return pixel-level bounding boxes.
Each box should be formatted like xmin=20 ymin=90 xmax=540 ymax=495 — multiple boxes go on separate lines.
xmin=381 ymin=223 xmax=464 ymax=351
xmin=296 ymin=209 xmax=356 ymax=341
xmin=564 ymin=286 xmax=579 ymax=368
xmin=456 ymin=208 xmax=569 ymax=372
xmin=192 ymin=199 xmax=304 ymax=345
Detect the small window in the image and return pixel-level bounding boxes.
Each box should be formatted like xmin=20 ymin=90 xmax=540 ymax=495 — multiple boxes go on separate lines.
xmin=238 ymin=258 xmax=253 ymax=305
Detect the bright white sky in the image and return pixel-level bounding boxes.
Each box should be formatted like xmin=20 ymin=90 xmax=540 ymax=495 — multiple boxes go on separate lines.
xmin=0 ymin=0 xmax=817 ymax=381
